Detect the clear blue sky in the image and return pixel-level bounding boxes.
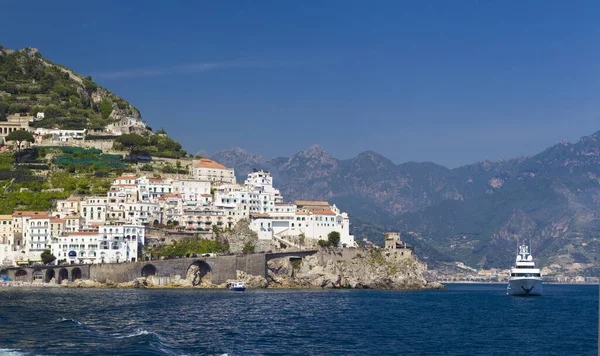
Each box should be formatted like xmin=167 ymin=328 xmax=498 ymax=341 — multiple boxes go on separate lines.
xmin=3 ymin=1 xmax=600 ymax=167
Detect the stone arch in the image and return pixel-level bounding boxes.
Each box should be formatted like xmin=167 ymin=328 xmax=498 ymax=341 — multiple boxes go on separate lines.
xmin=58 ymin=268 xmax=69 ymax=283
xmin=71 ymin=268 xmax=82 ymax=281
xmin=45 ymin=269 xmax=55 ymax=283
xmin=32 ymin=269 xmax=43 ymax=281
xmin=186 ymin=261 xmax=212 ymax=286
xmin=15 ymin=269 xmax=28 ymax=281
xmin=141 ymin=264 xmax=157 ymax=277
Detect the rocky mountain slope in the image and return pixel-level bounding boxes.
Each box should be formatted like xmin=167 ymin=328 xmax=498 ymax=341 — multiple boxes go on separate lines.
xmin=213 ymin=132 xmax=600 ymax=275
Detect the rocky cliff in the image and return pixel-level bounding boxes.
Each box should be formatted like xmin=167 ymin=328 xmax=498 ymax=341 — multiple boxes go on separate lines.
xmin=266 ymin=250 xmax=444 ymax=290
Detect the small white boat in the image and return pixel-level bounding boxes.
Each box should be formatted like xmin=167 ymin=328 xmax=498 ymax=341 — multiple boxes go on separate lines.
xmin=507 ymin=245 xmax=542 ymax=296
xmin=230 ymin=281 xmax=246 ymax=291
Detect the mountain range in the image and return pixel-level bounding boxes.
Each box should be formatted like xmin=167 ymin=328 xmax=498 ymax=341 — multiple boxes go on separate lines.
xmin=213 ymin=133 xmax=600 ymax=275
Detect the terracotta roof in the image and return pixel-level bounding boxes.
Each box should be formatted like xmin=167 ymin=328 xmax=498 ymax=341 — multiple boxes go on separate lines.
xmin=51 ymin=218 xmax=64 ymax=223
xmin=12 ymin=211 xmax=48 ymax=217
xmin=201 ymin=194 xmax=212 ymax=197
xmin=193 ymin=158 xmax=227 ymax=169
xmin=0 ymin=214 xmax=12 ymax=220
xmin=67 ymin=195 xmax=82 ymax=201
xmin=116 ymin=175 xmax=137 ymax=180
xmin=64 ymin=215 xmax=80 ymax=219
xmin=295 ymin=200 xmax=330 ymax=207
xmin=295 ymin=211 xmax=310 ymax=215
xmin=310 ymin=209 xmax=336 ymax=215
xmin=164 ymin=193 xmax=181 ymax=198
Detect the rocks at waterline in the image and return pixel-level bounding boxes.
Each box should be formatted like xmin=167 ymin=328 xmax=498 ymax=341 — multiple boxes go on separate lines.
xmin=267 ymin=250 xmax=445 ymax=290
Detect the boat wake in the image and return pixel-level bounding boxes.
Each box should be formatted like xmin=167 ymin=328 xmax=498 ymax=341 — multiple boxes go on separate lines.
xmin=112 ymin=329 xmax=159 ymax=339
xmin=54 ymin=318 xmax=82 ymax=325
xmin=0 ymin=349 xmax=33 ymax=356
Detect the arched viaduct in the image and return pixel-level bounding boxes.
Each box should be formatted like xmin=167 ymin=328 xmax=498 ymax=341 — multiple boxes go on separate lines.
xmin=1 ymin=250 xmax=319 ymax=286
xmin=1 ymin=265 xmax=90 ymax=284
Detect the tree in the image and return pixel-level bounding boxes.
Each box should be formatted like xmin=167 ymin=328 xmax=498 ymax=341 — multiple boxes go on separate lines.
xmin=115 ymin=133 xmax=147 ymax=154
xmin=100 ymin=98 xmax=113 ymax=120
xmin=327 ymin=231 xmax=341 ymax=248
xmin=242 ymin=242 xmax=255 ymax=254
xmin=41 ymin=249 xmax=56 ymax=265
xmin=298 ymin=233 xmax=306 ymax=246
xmin=5 ymin=130 xmax=34 ymax=162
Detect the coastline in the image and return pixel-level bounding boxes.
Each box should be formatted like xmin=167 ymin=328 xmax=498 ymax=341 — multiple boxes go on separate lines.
xmin=0 ymin=278 xmax=446 ymax=291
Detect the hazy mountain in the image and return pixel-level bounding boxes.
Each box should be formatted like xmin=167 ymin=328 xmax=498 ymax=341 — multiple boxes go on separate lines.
xmin=213 ymin=132 xmax=600 ymax=275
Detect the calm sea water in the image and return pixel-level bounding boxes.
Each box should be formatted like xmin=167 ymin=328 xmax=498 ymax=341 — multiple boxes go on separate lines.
xmin=0 ymin=284 xmax=596 ymax=355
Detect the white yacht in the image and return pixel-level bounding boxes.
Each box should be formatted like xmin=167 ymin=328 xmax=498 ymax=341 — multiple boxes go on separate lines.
xmin=507 ymin=244 xmax=542 ymax=296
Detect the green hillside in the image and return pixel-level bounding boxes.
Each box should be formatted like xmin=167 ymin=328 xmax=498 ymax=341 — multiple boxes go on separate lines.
xmin=0 ymin=46 xmax=140 ymax=130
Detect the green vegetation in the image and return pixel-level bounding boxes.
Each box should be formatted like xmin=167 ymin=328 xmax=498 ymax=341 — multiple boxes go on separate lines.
xmin=41 ymin=146 xmax=126 ymax=170
xmin=242 ymin=241 xmax=255 ymax=253
xmin=0 ymin=47 xmax=139 ymax=130
xmin=5 ymin=130 xmax=34 ymax=162
xmin=316 ymin=232 xmax=342 ymax=248
xmin=41 ymin=249 xmax=56 ymax=265
xmin=317 ymin=239 xmax=329 ymax=247
xmin=151 ymin=238 xmax=229 ymax=258
xmin=0 ymin=149 xmax=118 ymax=214
xmin=327 ymin=231 xmax=341 ymax=247
xmin=114 ymin=133 xmax=187 ymax=158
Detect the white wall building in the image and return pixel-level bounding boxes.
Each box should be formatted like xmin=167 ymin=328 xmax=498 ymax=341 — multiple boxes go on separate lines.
xmin=33 ymin=128 xmax=86 ymax=141
xmin=193 ymin=158 xmax=236 ymax=184
xmin=175 ymin=179 xmax=211 ymax=202
xmin=80 ymin=196 xmax=109 ymax=225
xmin=249 ymin=201 xmax=355 ymax=247
xmin=52 ymin=224 xmax=145 ymax=264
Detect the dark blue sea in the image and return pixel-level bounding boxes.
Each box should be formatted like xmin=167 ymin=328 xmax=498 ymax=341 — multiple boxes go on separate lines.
xmin=0 ymin=284 xmax=597 ymax=355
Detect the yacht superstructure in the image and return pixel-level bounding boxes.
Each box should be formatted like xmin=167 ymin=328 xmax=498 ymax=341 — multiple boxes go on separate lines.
xmin=507 ymin=245 xmax=542 ymax=296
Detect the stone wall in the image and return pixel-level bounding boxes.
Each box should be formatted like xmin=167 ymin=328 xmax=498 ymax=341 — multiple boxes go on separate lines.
xmin=2 ymin=264 xmax=91 ymax=284
xmin=89 ymin=254 xmax=267 ymax=284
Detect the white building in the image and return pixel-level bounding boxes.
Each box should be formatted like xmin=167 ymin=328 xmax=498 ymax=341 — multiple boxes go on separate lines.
xmin=52 ymin=224 xmax=145 ymax=264
xmin=33 ymin=128 xmax=86 ymax=142
xmin=55 ymin=196 xmax=83 ymax=217
xmin=249 ymin=201 xmax=355 ymax=247
xmin=174 ymin=179 xmax=211 ymax=202
xmin=122 ymin=202 xmax=161 ymax=225
xmin=193 ymin=158 xmax=236 ymax=184
xmin=158 ymin=194 xmax=183 ymax=225
xmin=80 ymin=196 xmax=109 ymax=225
xmin=0 ymin=215 xmax=13 ymax=265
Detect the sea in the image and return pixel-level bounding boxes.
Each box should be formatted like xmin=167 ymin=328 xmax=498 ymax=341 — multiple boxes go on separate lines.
xmin=0 ymin=283 xmax=596 ymax=355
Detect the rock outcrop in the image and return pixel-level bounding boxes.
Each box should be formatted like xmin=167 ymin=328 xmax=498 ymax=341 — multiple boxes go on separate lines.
xmin=267 ymin=250 xmax=444 ymax=290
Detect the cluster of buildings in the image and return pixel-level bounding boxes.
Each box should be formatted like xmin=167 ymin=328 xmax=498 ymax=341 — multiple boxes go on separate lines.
xmin=0 ymin=112 xmax=146 ymax=146
xmin=0 ymin=211 xmax=144 ymax=267
xmin=0 ymin=157 xmax=356 ymax=267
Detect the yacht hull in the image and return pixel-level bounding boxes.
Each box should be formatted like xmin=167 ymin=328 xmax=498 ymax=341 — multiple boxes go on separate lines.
xmin=507 ymin=278 xmax=542 ymax=296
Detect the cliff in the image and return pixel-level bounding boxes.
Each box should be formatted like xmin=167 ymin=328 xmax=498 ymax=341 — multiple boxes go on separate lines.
xmin=266 ymin=250 xmax=444 ymax=290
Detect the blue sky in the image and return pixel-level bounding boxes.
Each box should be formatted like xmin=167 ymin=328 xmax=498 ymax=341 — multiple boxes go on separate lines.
xmin=3 ymin=1 xmax=600 ymax=167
